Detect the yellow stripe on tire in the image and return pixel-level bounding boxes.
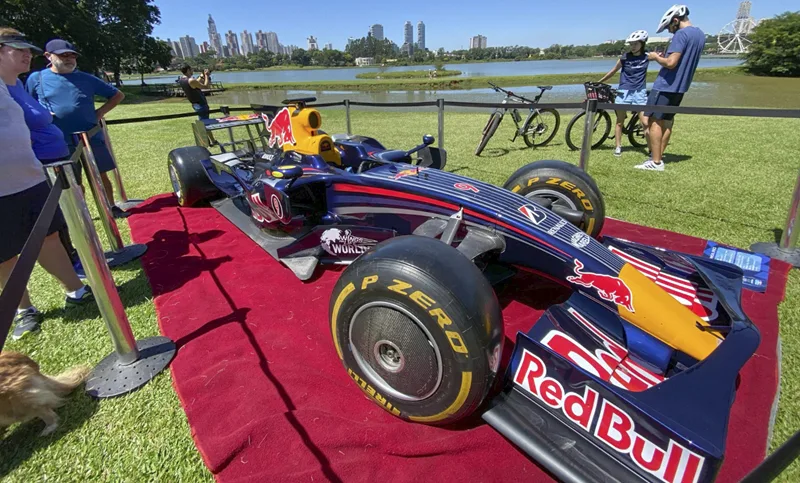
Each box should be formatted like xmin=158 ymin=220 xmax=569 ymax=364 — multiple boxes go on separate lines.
xmin=409 ymin=371 xmax=472 ymax=423
xmin=331 ymin=282 xmax=355 ymax=360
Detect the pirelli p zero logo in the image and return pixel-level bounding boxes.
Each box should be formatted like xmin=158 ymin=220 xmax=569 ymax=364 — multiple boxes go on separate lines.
xmin=513 ymin=349 xmax=705 ymax=483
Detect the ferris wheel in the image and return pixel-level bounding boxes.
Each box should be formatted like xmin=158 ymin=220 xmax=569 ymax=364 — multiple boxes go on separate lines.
xmin=717 ymin=1 xmax=759 ymax=54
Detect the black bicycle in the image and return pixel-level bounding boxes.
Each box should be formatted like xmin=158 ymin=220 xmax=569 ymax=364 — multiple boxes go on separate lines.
xmin=563 ymin=82 xmax=648 ymax=151
xmin=475 ymin=82 xmax=561 ymax=156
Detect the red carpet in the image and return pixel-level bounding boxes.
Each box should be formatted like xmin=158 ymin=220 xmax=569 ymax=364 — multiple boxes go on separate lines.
xmin=128 ymin=194 xmax=790 ymax=483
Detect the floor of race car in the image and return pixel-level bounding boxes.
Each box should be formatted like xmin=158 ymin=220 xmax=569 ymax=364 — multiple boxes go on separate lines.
xmin=128 ymin=193 xmax=791 ymax=483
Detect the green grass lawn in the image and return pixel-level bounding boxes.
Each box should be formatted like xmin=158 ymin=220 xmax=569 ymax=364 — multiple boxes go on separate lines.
xmin=2 ymin=97 xmax=799 ymax=481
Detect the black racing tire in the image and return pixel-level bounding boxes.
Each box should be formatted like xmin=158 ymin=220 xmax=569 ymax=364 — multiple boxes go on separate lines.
xmin=167 ymin=146 xmax=222 ymax=207
xmin=564 ymin=110 xmax=612 ymax=151
xmin=627 ymin=114 xmax=648 ymax=148
xmin=329 ymin=235 xmax=504 ymax=426
xmin=475 ymin=112 xmax=502 ymax=156
xmin=522 ymin=108 xmax=561 ymax=147
xmin=502 ymin=159 xmax=605 ymax=237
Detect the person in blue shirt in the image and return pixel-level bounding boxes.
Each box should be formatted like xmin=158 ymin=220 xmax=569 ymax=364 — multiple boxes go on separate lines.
xmin=6 ymin=39 xmax=86 ymax=279
xmin=25 ymin=38 xmax=127 ymax=216
xmin=598 ymin=30 xmax=650 ymax=158
xmin=635 ymin=5 xmax=705 ymax=172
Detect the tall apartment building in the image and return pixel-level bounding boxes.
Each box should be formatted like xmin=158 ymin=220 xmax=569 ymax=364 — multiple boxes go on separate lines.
xmin=469 ymin=35 xmax=487 ymax=49
xmin=168 ymin=39 xmax=183 ymax=59
xmin=225 ymin=30 xmax=240 ymax=56
xmin=369 ymin=24 xmax=384 ymax=41
xmin=207 ymin=15 xmax=224 ymax=57
xmin=179 ymin=35 xmax=199 ymax=58
xmin=417 ymin=21 xmax=426 ymax=51
xmin=403 ymin=21 xmax=413 ymax=56
xmin=265 ymin=32 xmax=280 ymax=54
xmin=241 ymin=30 xmax=255 ymax=56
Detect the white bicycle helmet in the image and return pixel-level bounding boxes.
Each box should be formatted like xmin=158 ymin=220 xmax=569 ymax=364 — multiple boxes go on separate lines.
xmin=657 ymin=4 xmax=689 ymax=33
xmin=626 ymin=30 xmax=649 ymax=43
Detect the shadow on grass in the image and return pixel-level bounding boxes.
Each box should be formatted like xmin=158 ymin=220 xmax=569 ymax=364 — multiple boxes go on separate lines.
xmin=476 ymin=148 xmax=510 ymax=158
xmin=0 ymin=389 xmax=99 ymax=478
xmin=42 ymin=273 xmax=162 ymax=323
xmin=663 ymin=153 xmax=693 ymax=163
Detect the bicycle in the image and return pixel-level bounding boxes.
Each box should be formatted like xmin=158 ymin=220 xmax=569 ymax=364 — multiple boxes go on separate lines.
xmin=474 ymin=82 xmax=561 ymax=156
xmin=563 ymin=82 xmax=648 ymax=151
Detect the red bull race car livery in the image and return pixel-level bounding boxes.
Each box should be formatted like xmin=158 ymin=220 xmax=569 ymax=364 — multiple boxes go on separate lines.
xmin=167 ymin=98 xmax=763 ymax=483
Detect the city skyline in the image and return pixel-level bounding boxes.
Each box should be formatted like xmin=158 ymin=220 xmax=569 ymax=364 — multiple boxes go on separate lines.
xmin=152 ymin=0 xmax=789 ymax=53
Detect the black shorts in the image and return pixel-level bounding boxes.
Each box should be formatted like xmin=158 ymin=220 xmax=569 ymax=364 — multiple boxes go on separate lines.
xmin=0 ymin=181 xmax=67 ymax=263
xmin=644 ymin=90 xmax=684 ymax=121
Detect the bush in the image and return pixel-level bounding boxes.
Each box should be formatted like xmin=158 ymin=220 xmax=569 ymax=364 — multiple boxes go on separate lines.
xmin=743 ymin=11 xmax=800 ymax=77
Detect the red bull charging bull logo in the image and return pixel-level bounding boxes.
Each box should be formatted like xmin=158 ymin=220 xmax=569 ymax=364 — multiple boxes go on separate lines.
xmin=261 ymin=108 xmax=297 ymax=149
xmin=567 ymin=259 xmax=635 ymax=312
xmin=393 ymin=167 xmax=425 ymax=180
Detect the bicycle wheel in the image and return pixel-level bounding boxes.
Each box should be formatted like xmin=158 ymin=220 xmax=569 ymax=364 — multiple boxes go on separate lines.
xmin=564 ymin=110 xmax=612 ymax=151
xmin=522 ymin=109 xmax=561 ymax=147
xmin=475 ymin=111 xmax=503 ymax=156
xmin=627 ymin=114 xmax=648 ymax=148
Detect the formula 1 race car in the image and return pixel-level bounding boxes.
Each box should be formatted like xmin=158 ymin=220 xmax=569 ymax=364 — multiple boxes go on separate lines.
xmin=167 ymin=98 xmax=760 ymax=483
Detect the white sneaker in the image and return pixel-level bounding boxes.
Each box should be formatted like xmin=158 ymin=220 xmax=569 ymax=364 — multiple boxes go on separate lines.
xmin=634 ymin=159 xmax=665 ymax=171
xmin=614 ymin=146 xmax=622 ymax=157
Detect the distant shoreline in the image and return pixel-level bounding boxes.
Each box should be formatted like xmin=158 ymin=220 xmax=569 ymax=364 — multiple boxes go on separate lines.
xmin=193 ymin=67 xmax=747 ymax=92
xmin=120 ymin=54 xmax=743 ymax=81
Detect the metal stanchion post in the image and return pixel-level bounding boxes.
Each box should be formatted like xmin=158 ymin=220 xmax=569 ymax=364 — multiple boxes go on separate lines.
xmin=44 ymin=161 xmax=175 ymax=398
xmin=79 ymin=131 xmax=148 ymax=267
xmin=751 ymin=167 xmax=800 ymax=267
xmin=437 ymin=98 xmax=445 ymax=150
xmin=578 ymin=99 xmax=598 ymax=172
xmin=100 ymin=118 xmax=144 ymax=211
xmin=345 ymin=99 xmax=352 ymax=135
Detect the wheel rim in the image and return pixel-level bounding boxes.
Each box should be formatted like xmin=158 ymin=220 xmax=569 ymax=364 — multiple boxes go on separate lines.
xmin=349 ymin=301 xmax=443 ymax=402
xmin=526 ymin=189 xmax=578 ymax=211
xmin=169 ymin=163 xmax=182 ymax=200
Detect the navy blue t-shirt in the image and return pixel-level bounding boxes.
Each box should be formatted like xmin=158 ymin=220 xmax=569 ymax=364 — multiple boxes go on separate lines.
xmin=25 ymin=68 xmax=118 ymax=144
xmin=653 ymin=26 xmax=706 ymax=93
xmin=6 ymin=79 xmax=70 ymax=160
xmin=618 ymin=52 xmax=649 ymax=91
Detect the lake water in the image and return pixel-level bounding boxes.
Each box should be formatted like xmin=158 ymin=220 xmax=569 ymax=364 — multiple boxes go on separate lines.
xmin=141 ymin=57 xmax=744 ymax=84
xmin=210 ymin=75 xmax=800 ymax=110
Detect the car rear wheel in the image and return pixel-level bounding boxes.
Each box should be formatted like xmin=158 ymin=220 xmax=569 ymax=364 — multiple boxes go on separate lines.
xmin=329 ymin=235 xmax=504 ymax=425
xmin=167 ymin=146 xmax=222 ymax=207
xmin=503 ymin=160 xmax=605 ymax=237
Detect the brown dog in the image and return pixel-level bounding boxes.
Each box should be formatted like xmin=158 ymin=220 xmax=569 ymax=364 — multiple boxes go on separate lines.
xmin=0 ymin=351 xmax=91 ymax=437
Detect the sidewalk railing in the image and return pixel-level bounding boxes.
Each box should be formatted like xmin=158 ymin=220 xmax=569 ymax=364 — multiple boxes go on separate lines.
xmin=102 ymin=99 xmax=800 ymax=266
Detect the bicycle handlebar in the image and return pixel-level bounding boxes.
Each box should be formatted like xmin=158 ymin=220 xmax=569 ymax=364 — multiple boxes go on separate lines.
xmin=487 ymin=82 xmax=542 ymax=105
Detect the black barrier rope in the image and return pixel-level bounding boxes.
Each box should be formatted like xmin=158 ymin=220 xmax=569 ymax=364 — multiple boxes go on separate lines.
xmin=348 ymin=101 xmax=440 ymax=108
xmin=740 ymin=428 xmax=800 ymax=482
xmin=444 ymin=101 xmax=587 ymax=110
xmin=595 ymin=103 xmax=800 ymax=119
xmin=0 ymin=173 xmax=64 ymax=352
xmin=101 ymin=99 xmax=800 ymax=126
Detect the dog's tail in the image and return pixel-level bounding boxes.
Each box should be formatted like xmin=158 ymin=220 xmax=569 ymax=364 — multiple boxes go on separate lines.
xmin=42 ymin=365 xmax=92 ymax=396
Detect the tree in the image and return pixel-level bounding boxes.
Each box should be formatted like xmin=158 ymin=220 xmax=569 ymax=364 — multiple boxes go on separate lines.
xmin=126 ymin=36 xmax=173 ymax=85
xmin=0 ymin=0 xmax=163 ymax=84
xmin=743 ymin=11 xmax=800 ymax=77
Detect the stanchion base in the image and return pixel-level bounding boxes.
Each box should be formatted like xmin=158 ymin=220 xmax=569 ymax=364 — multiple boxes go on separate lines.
xmin=750 ymin=242 xmax=800 ymax=268
xmin=116 ymin=199 xmax=145 ymax=211
xmin=105 ymin=243 xmax=148 ymax=268
xmin=86 ymin=336 xmax=176 ymax=398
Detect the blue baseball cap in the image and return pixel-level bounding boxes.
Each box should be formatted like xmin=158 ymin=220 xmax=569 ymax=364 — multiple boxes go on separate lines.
xmin=0 ymin=33 xmax=42 ymax=52
xmin=45 ymin=38 xmax=79 ymax=55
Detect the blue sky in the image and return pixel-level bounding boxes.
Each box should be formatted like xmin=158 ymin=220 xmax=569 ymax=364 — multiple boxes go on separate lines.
xmin=151 ymin=0 xmax=790 ymax=51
